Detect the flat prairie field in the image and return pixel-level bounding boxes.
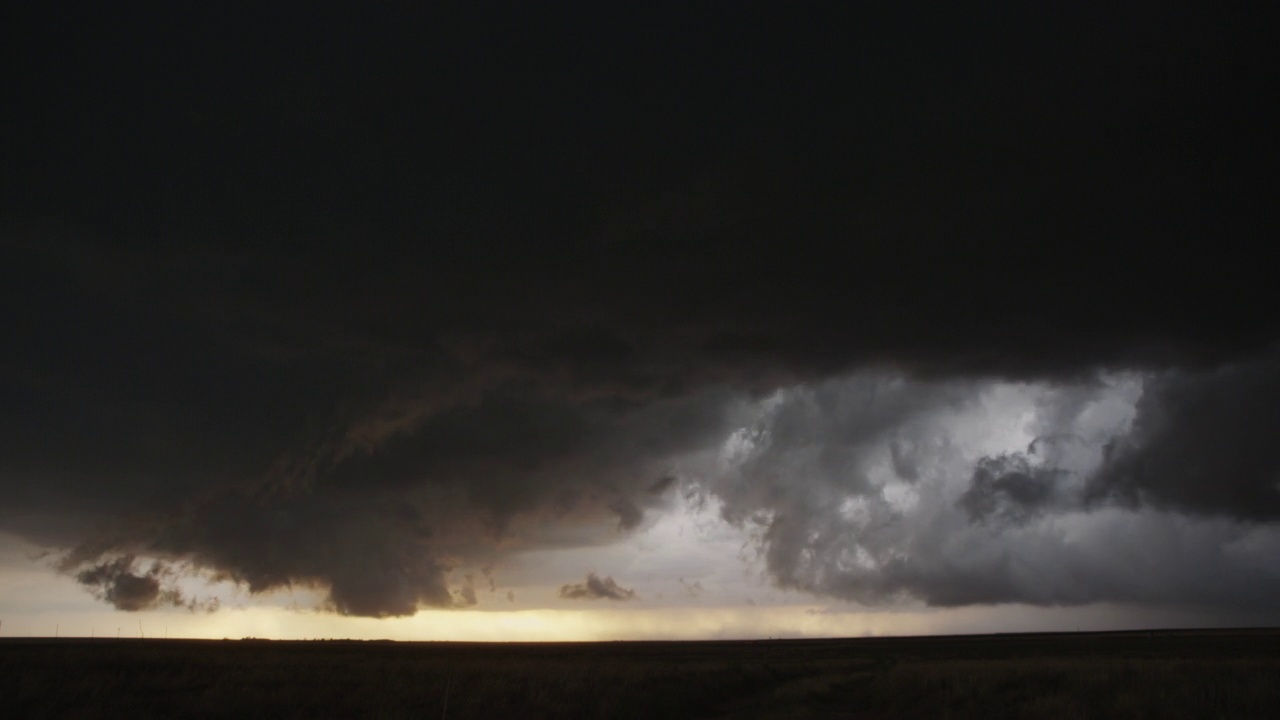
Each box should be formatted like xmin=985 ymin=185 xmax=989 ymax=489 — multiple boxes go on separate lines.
xmin=3 ymin=629 xmax=1279 ymax=719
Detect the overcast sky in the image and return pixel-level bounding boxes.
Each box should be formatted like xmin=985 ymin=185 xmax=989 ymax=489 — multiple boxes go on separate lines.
xmin=2 ymin=2 xmax=1277 ymax=640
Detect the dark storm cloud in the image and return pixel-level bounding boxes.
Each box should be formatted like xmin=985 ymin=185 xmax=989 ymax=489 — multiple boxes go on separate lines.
xmin=7 ymin=3 xmax=1274 ymax=376
xmin=74 ymin=557 xmax=168 ymax=612
xmin=1 ymin=3 xmax=1277 ymax=617
xmin=1085 ymin=356 xmax=1280 ymax=520
xmin=70 ymin=556 xmax=216 ymax=613
xmin=30 ymin=384 xmax=738 ymax=617
xmin=559 ymin=573 xmax=636 ymax=601
xmin=609 ymin=499 xmax=645 ymax=531
xmin=959 ymin=453 xmax=1075 ymax=525
xmin=648 ymin=476 xmax=678 ymax=496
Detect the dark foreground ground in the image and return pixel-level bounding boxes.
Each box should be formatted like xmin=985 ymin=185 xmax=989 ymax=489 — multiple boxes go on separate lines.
xmin=3 ymin=629 xmax=1279 ymax=719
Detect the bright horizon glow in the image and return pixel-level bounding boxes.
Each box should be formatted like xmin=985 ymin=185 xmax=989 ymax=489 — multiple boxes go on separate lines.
xmin=2 ymin=545 xmax=1267 ymax=642
xmin=2 ymin=603 xmax=1264 ymax=643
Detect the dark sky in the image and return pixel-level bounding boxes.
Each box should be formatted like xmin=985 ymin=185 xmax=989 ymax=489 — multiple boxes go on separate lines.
xmin=2 ymin=2 xmax=1277 ymax=620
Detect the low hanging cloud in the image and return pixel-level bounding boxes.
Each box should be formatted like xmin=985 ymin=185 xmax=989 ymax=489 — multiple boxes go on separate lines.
xmin=74 ymin=557 xmax=172 ymax=611
xmin=31 ymin=382 xmax=735 ymax=617
xmin=559 ymin=572 xmax=637 ymax=601
xmin=21 ymin=348 xmax=1280 ymax=619
xmin=70 ymin=556 xmax=218 ymax=613
xmin=22 ymin=350 xmax=1280 ymax=618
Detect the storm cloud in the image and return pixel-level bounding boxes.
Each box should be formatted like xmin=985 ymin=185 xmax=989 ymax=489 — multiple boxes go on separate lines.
xmin=560 ymin=573 xmax=637 ymax=602
xmin=69 ymin=556 xmax=217 ymax=613
xmin=2 ymin=3 xmax=1277 ymax=620
xmin=691 ymin=364 xmax=1280 ymax=610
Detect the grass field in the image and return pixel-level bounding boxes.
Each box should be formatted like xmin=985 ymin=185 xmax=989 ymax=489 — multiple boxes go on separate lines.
xmin=3 ymin=629 xmax=1279 ymax=718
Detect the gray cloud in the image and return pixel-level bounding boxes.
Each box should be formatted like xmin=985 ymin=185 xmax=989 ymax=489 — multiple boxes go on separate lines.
xmin=694 ymin=365 xmax=1280 ymax=613
xmin=609 ymin=499 xmax=645 ymax=531
xmin=559 ymin=572 xmax=637 ymax=601
xmin=959 ymin=453 xmax=1075 ymax=525
xmin=678 ymin=578 xmax=704 ymax=598
xmin=18 ymin=346 xmax=1280 ymax=618
xmin=648 ymin=475 xmax=677 ymax=495
xmin=953 ymin=352 xmax=1280 ymax=527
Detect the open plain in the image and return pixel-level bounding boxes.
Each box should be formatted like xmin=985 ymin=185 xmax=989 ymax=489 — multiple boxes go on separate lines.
xmin=3 ymin=629 xmax=1279 ymax=719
